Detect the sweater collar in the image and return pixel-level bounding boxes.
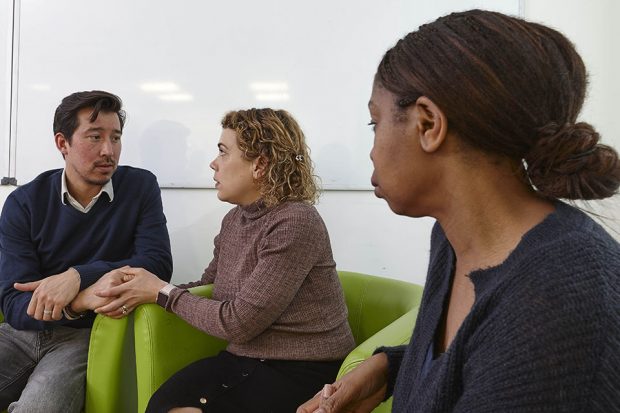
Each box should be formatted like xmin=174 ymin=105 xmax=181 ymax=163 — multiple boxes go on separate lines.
xmin=468 ymin=201 xmax=580 ymax=292
xmin=239 ymin=199 xmax=272 ymax=220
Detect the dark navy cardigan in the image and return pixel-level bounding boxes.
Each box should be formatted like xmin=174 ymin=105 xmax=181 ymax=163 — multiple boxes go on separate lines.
xmin=383 ymin=201 xmax=620 ymax=412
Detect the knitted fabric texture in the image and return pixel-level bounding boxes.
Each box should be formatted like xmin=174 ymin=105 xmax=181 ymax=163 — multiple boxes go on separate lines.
xmin=167 ymin=201 xmax=355 ymax=361
xmin=0 ymin=166 xmax=172 ymax=330
xmin=383 ymin=201 xmax=619 ymax=412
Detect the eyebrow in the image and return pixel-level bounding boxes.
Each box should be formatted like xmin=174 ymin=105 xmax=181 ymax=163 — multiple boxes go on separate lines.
xmin=368 ymin=100 xmax=376 ymax=109
xmin=85 ymin=127 xmax=122 ymax=134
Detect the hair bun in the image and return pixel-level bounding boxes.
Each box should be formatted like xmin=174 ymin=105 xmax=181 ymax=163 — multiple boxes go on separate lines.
xmin=525 ymin=122 xmax=620 ymax=200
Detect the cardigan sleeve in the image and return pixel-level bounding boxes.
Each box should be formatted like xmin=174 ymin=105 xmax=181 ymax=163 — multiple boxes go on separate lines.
xmin=375 ymin=345 xmax=407 ymax=399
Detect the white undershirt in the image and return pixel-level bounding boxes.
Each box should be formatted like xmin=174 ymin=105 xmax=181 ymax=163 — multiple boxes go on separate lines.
xmin=60 ymin=169 xmax=114 ymax=213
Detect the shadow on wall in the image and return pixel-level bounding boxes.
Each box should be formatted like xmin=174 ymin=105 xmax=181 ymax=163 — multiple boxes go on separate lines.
xmin=140 ymin=120 xmax=210 ymax=187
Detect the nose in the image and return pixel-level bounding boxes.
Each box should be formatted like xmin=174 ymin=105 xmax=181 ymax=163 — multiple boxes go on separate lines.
xmin=100 ymin=137 xmax=114 ymax=156
xmin=209 ymin=157 xmax=217 ymax=171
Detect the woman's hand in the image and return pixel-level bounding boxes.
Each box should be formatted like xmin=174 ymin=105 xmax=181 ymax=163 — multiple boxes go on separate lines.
xmin=297 ymin=353 xmax=389 ymax=413
xmin=94 ymin=267 xmax=167 ymax=318
xmin=69 ymin=266 xmax=130 ymax=314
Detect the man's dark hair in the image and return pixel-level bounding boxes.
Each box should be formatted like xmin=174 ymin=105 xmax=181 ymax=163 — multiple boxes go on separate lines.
xmin=53 ymin=90 xmax=126 ymax=143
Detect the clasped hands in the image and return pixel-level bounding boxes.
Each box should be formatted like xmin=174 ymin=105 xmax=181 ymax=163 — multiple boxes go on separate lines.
xmin=93 ymin=267 xmax=166 ymax=318
xmin=296 ymin=353 xmax=389 ymax=413
xmin=14 ymin=266 xmax=165 ymax=321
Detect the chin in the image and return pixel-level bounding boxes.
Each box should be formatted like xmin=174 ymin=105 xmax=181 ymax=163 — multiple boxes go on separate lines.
xmin=86 ymin=177 xmax=112 ymax=186
xmin=385 ymin=201 xmax=408 ymax=216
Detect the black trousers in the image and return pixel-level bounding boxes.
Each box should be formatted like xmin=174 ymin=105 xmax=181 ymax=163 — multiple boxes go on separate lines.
xmin=146 ymin=351 xmax=342 ymax=413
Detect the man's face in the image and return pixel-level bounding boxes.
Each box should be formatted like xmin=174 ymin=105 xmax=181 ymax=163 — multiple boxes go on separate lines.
xmin=56 ymin=108 xmax=122 ymax=193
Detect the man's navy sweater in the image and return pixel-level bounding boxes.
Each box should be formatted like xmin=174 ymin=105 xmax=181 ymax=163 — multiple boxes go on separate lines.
xmin=0 ymin=166 xmax=172 ymax=330
xmin=384 ymin=201 xmax=620 ymax=412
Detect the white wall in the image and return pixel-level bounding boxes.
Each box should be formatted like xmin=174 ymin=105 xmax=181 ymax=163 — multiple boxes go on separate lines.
xmin=524 ymin=0 xmax=620 ymax=239
xmin=162 ymin=189 xmax=435 ymax=285
xmin=1 ymin=1 xmax=618 ymax=286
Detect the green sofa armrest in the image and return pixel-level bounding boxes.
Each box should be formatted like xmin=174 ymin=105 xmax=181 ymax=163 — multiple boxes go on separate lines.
xmin=85 ymin=314 xmax=134 ymax=413
xmin=337 ymin=305 xmax=419 ymax=378
xmin=337 ymin=306 xmax=420 ymax=413
xmin=336 ymin=272 xmax=423 ymax=413
xmin=134 ymin=284 xmax=227 ymax=413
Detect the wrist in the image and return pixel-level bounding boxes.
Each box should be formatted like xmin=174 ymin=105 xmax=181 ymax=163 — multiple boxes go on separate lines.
xmin=63 ymin=304 xmax=86 ymax=320
xmin=70 ymin=295 xmax=88 ymax=313
xmin=68 ymin=267 xmax=81 ymax=290
xmin=156 ymin=283 xmax=175 ymax=308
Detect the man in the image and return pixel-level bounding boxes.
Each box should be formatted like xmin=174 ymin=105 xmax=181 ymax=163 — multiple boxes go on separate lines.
xmin=0 ymin=90 xmax=173 ymax=412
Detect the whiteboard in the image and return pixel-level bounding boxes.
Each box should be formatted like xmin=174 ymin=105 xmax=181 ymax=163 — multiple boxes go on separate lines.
xmin=11 ymin=0 xmax=520 ymax=188
xmin=0 ymin=0 xmax=12 ymax=180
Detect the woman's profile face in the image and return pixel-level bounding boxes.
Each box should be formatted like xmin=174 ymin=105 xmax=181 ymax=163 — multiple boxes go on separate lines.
xmin=209 ymin=128 xmax=262 ymax=206
xmin=368 ymin=83 xmax=433 ymax=217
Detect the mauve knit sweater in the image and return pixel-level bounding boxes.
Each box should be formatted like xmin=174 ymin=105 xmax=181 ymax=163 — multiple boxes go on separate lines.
xmin=383 ymin=201 xmax=620 ymax=412
xmin=165 ymin=200 xmax=355 ymax=361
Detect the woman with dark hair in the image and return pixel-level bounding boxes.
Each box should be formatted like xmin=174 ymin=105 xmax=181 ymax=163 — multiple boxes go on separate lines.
xmin=96 ymin=108 xmax=355 ymax=412
xmin=299 ymin=9 xmax=620 ymax=413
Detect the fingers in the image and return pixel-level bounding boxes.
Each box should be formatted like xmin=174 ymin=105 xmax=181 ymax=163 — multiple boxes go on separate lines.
xmin=95 ymin=283 xmax=126 ymax=298
xmin=94 ymin=297 xmax=125 ymax=314
xmin=95 ymin=297 xmax=137 ymax=317
xmin=322 ymin=384 xmax=334 ymax=399
xmin=297 ymin=392 xmax=322 ymax=413
xmin=13 ymin=281 xmax=41 ymax=292
xmin=31 ymin=301 xmax=63 ymax=321
xmin=97 ymin=303 xmax=132 ymax=319
xmin=122 ymin=273 xmax=135 ymax=282
xmin=297 ymin=384 xmax=336 ymax=413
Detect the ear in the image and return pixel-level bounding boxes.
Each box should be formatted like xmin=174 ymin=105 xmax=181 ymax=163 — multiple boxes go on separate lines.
xmin=55 ymin=133 xmax=70 ymax=157
xmin=413 ymin=96 xmax=447 ymax=153
xmin=252 ymin=155 xmax=268 ymax=179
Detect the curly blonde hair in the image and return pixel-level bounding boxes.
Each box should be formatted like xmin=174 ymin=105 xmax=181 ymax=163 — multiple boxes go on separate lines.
xmin=221 ymin=108 xmax=319 ymax=207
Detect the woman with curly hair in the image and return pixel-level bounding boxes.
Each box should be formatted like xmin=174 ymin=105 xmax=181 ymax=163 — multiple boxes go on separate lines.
xmin=97 ymin=108 xmax=355 ymax=412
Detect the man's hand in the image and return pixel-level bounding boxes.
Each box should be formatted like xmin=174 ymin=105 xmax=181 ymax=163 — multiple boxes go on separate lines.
xmin=14 ymin=267 xmax=81 ymax=321
xmin=70 ymin=267 xmax=131 ymax=314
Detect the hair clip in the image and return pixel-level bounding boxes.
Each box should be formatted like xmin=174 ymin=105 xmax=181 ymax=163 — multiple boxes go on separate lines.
xmin=295 ymin=154 xmax=304 ymax=162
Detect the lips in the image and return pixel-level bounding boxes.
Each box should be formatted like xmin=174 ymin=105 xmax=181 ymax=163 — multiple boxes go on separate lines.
xmin=94 ymin=163 xmax=115 ymax=174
